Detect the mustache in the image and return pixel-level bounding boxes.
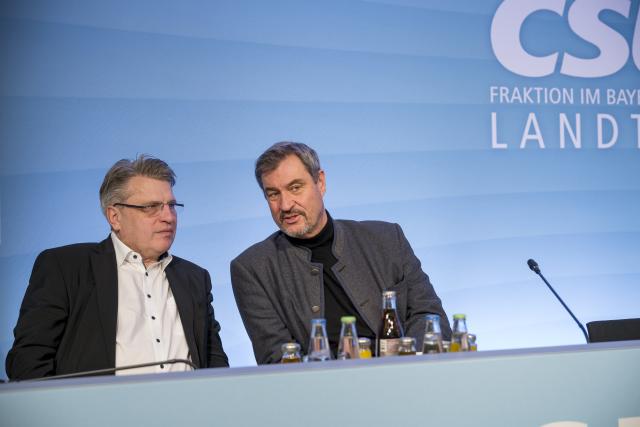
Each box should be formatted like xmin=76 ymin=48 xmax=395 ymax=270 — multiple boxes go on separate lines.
xmin=279 ymin=209 xmax=306 ymax=222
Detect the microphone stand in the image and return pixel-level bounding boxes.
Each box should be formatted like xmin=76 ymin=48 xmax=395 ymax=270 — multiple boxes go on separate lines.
xmin=528 ymin=259 xmax=589 ymax=343
xmin=18 ymin=358 xmax=197 ymax=382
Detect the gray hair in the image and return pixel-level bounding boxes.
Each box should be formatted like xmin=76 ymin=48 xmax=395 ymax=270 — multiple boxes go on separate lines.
xmin=254 ymin=142 xmax=321 ymax=189
xmin=99 ymin=154 xmax=176 ymax=216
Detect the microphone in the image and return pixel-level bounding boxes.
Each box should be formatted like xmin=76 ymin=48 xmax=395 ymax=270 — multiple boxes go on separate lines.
xmin=527 ymin=259 xmax=540 ymax=274
xmin=527 ymin=259 xmax=589 ymax=343
xmin=18 ymin=358 xmax=197 ymax=382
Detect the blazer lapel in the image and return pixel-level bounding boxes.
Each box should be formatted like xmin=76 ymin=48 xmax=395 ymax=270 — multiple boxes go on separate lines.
xmin=331 ymin=222 xmax=380 ymax=335
xmin=91 ymin=236 xmax=118 ymax=368
xmin=165 ymin=261 xmax=200 ymax=368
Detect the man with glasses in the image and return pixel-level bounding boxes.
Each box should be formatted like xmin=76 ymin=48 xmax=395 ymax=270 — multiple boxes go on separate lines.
xmin=6 ymin=155 xmax=228 ymax=380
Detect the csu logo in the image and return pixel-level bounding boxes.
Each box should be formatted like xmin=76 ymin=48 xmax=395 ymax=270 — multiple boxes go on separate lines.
xmin=491 ymin=0 xmax=639 ymax=77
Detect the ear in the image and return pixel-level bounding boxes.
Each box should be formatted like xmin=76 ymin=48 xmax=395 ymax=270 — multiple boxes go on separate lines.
xmin=106 ymin=206 xmax=122 ymax=232
xmin=317 ymin=170 xmax=326 ymax=196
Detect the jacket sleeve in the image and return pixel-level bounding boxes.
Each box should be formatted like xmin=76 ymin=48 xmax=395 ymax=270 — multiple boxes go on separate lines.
xmin=230 ymin=258 xmax=292 ymax=364
xmin=5 ymin=250 xmax=69 ymax=380
xmin=393 ymin=224 xmax=452 ymax=343
xmin=203 ymin=270 xmax=229 ymax=368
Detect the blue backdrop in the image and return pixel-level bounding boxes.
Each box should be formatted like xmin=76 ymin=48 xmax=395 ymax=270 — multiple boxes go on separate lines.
xmin=1 ymin=0 xmax=639 ymax=368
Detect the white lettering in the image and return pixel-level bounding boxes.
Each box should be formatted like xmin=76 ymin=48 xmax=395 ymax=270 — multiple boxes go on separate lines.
xmin=634 ymin=3 xmax=640 ymax=70
xmin=561 ymin=0 xmax=631 ymax=77
xmin=582 ymin=88 xmax=601 ymax=104
xmin=541 ymin=422 xmax=587 ymax=427
xmin=501 ymin=86 xmax=512 ymax=103
xmin=539 ymin=418 xmax=640 ymax=427
xmin=489 ymin=86 xmax=574 ymax=104
xmin=549 ymin=87 xmax=574 ymax=104
xmin=631 ymin=114 xmax=640 ymax=148
xmin=491 ymin=112 xmax=508 ymax=149
xmin=490 ymin=86 xmax=499 ymax=103
xmin=491 ymin=0 xmax=639 ymax=78
xmin=597 ymin=113 xmax=618 ymax=149
xmin=510 ymin=87 xmax=523 ymax=103
xmin=560 ymin=113 xmax=581 ymax=148
xmin=606 ymin=88 xmax=640 ymax=105
xmin=491 ymin=0 xmax=564 ymax=77
xmin=520 ymin=113 xmax=545 ymax=148
xmin=491 ymin=113 xmax=639 ymax=150
xmin=619 ymin=416 xmax=640 ymax=427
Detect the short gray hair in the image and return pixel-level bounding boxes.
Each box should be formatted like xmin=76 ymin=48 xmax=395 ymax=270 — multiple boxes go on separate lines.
xmin=99 ymin=154 xmax=176 ymax=216
xmin=254 ymin=142 xmax=321 ymax=189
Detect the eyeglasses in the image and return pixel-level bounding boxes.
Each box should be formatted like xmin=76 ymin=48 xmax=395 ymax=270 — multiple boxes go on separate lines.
xmin=113 ymin=201 xmax=184 ymax=217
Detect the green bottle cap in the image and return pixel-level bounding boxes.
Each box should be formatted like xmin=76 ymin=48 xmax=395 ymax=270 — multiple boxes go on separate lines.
xmin=341 ymin=316 xmax=356 ymax=323
xmin=453 ymin=313 xmax=466 ymax=320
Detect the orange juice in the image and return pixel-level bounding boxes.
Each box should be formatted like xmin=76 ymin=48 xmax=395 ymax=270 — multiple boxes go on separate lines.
xmin=358 ymin=337 xmax=372 ymax=358
xmin=359 ymin=348 xmax=372 ymax=358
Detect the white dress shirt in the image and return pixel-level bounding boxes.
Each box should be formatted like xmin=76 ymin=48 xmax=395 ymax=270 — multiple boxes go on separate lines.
xmin=111 ymin=232 xmax=192 ymax=375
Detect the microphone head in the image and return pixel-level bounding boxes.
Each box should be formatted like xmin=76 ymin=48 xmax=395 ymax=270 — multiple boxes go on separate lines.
xmin=527 ymin=259 xmax=541 ymax=274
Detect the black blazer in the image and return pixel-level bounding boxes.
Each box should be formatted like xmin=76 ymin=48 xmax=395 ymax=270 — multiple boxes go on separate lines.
xmin=6 ymin=237 xmax=228 ymax=380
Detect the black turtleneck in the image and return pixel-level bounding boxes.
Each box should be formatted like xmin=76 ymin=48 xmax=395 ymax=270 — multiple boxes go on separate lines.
xmin=286 ymin=213 xmax=375 ymax=355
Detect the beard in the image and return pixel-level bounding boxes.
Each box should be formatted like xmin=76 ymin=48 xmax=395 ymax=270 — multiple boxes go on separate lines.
xmin=278 ymin=209 xmax=316 ymax=238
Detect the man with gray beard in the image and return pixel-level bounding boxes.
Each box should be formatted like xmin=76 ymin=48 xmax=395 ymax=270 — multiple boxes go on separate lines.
xmin=231 ymin=142 xmax=449 ymax=364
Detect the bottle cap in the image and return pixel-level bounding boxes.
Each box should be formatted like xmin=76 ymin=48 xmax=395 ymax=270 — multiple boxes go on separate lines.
xmin=340 ymin=316 xmax=356 ymax=323
xmin=358 ymin=337 xmax=371 ymax=347
xmin=400 ymin=337 xmax=416 ymax=345
xmin=382 ymin=290 xmax=397 ymax=298
xmin=311 ymin=318 xmax=326 ymax=325
xmin=453 ymin=313 xmax=466 ymax=320
xmin=281 ymin=342 xmax=300 ymax=352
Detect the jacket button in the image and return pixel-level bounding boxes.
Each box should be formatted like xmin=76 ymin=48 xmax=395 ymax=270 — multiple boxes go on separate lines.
xmin=311 ymin=268 xmax=320 ymax=275
xmin=311 ymin=305 xmax=320 ymax=313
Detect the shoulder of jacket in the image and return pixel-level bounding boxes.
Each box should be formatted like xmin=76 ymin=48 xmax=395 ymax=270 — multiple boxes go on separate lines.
xmin=335 ymin=218 xmax=398 ymax=234
xmin=39 ymin=242 xmax=100 ymax=258
xmin=232 ymin=230 xmax=282 ymax=264
xmin=168 ymin=255 xmax=205 ymax=273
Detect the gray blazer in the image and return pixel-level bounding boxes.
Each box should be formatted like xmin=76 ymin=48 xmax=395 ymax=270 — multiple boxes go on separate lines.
xmin=231 ymin=219 xmax=450 ymax=364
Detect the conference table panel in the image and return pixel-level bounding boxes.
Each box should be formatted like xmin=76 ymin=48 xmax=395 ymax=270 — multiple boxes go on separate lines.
xmin=1 ymin=341 xmax=639 ymax=427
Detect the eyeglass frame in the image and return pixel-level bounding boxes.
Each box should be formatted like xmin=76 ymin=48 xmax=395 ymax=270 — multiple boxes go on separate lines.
xmin=112 ymin=201 xmax=184 ymax=216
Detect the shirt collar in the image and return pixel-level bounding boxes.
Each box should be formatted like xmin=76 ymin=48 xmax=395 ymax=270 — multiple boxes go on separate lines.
xmin=110 ymin=231 xmax=173 ymax=270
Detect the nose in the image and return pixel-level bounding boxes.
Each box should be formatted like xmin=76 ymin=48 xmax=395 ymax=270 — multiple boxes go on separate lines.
xmin=159 ymin=203 xmax=177 ymax=223
xmin=280 ymin=191 xmax=295 ymax=212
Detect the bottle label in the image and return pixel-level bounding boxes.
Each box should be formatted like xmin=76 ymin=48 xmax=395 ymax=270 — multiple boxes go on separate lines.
xmin=379 ymin=338 xmax=400 ymax=356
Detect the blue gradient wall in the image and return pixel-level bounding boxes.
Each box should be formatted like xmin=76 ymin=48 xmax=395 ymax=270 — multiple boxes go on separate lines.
xmin=1 ymin=0 xmax=639 ymax=368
